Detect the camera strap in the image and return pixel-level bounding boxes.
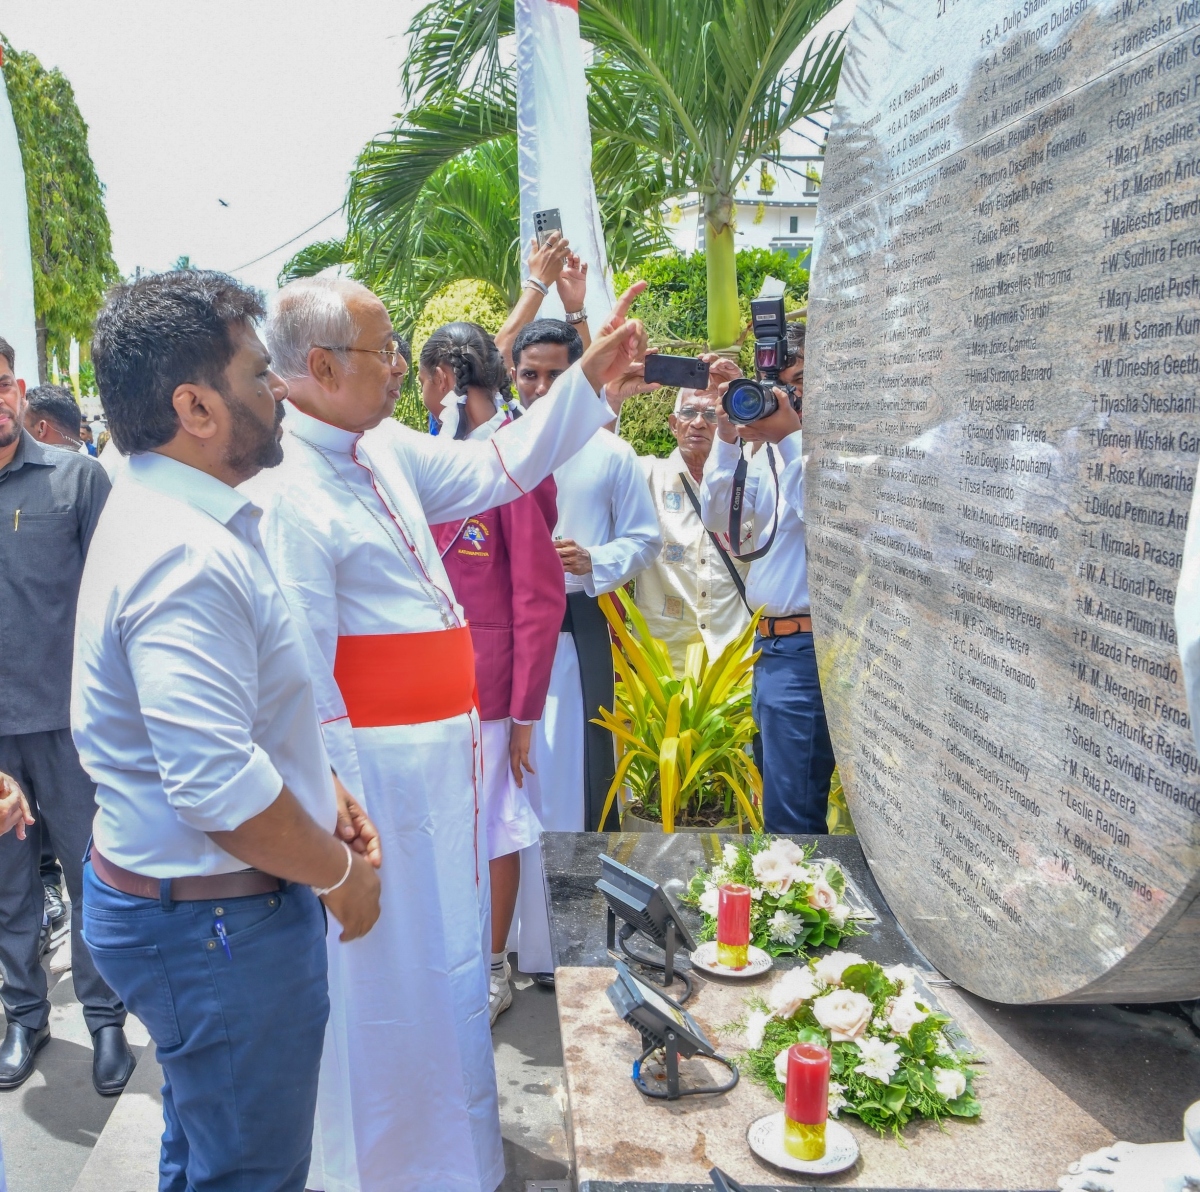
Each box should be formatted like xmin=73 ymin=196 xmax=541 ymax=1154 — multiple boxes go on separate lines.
xmin=678 ymin=473 xmax=751 ymax=614
xmin=726 ymin=443 xmax=779 ymax=562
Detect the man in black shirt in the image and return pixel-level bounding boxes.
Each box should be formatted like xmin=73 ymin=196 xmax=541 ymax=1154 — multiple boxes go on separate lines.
xmin=0 ymin=335 xmax=133 ymax=1094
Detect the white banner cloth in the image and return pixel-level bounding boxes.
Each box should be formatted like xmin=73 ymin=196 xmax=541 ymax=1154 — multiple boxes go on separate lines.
xmin=515 ymin=0 xmax=615 ymax=319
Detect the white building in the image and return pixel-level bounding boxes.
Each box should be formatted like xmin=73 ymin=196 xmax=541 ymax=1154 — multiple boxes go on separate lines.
xmin=664 ymin=125 xmax=827 ymax=260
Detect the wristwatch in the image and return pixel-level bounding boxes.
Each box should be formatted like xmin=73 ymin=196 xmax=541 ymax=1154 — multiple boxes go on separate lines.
xmin=565 ymin=307 xmax=588 ymax=324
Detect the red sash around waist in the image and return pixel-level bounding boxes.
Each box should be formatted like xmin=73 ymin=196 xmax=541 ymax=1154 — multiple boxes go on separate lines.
xmin=333 ymin=627 xmax=477 ymax=728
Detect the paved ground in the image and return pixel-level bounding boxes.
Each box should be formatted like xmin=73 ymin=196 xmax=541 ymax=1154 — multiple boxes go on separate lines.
xmin=0 ymin=958 xmax=151 ymax=1192
xmin=0 ymin=954 xmax=569 ymax=1192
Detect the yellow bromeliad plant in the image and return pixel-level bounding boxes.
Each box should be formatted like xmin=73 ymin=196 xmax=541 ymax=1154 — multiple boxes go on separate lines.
xmin=593 ymin=588 xmax=764 ymax=833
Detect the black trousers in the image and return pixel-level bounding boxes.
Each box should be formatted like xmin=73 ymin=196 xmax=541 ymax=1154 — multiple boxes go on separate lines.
xmin=0 ymin=729 xmax=125 ymax=1033
xmin=564 ymin=592 xmax=619 ymax=831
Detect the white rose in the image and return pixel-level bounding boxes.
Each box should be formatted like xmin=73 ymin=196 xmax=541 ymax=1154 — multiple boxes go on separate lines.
xmin=774 ymin=1047 xmax=791 ymax=1084
xmin=750 ymin=885 xmax=764 ymax=901
xmin=934 ymin=1067 xmax=966 ymax=1101
xmin=828 ymin=1081 xmax=848 ymax=1117
xmin=744 ymin=1010 xmax=770 ymax=1049
xmin=813 ymin=952 xmax=865 ymax=987
xmin=767 ymin=839 xmax=806 ymax=866
xmin=766 ymin=966 xmax=821 ymax=1019
xmin=752 ymin=850 xmax=795 ymax=894
xmin=723 ymin=842 xmax=741 ymax=867
xmin=806 ymin=879 xmax=838 ymax=911
xmin=855 ymin=1036 xmax=902 ymax=1083
xmin=885 ymin=993 xmax=929 ymax=1037
xmin=812 ymin=989 xmax=873 ymax=1042
xmin=698 ymin=883 xmax=719 ymax=918
xmin=828 ymin=903 xmax=850 ymax=930
xmin=883 ymin=964 xmax=916 ymax=992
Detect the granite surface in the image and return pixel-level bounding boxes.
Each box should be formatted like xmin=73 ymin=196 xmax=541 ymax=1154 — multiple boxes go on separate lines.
xmin=542 ymin=832 xmax=927 ymax=974
xmin=557 ymin=966 xmax=1113 ymax=1190
xmin=543 ymin=830 xmax=1200 ymax=1162
xmin=804 ymin=0 xmax=1200 ymax=1003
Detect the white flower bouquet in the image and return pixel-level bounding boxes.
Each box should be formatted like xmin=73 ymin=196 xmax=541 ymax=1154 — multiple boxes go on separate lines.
xmin=682 ymin=835 xmax=863 ymax=957
xmin=740 ymin=955 xmax=981 ymax=1134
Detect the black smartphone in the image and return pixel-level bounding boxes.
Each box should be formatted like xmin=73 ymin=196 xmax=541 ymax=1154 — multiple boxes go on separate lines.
xmin=643 ymin=354 xmax=710 ymax=390
xmin=533 ymin=208 xmax=563 ymax=247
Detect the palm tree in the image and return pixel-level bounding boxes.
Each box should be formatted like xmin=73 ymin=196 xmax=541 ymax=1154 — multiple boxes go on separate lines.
xmin=287 ymin=78 xmax=668 ymax=333
xmin=388 ymin=0 xmax=844 ymax=348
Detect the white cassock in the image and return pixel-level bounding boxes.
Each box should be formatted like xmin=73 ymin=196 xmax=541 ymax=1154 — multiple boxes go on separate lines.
xmin=244 ymin=364 xmax=612 ymax=1192
xmin=513 ymin=429 xmax=662 ymax=973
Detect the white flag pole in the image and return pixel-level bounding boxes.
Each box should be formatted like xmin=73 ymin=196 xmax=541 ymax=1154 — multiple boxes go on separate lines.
xmin=515 ymin=0 xmax=616 ymax=321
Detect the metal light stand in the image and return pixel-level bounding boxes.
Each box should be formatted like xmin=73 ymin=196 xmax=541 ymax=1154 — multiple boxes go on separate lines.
xmin=607 ymin=905 xmax=691 ymax=1000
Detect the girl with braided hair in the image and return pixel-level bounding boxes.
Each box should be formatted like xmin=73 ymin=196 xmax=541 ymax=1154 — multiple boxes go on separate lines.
xmin=419 ymin=322 xmax=565 ymax=1024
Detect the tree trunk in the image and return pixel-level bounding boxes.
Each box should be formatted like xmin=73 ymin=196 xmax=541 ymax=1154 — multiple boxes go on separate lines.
xmin=34 ymin=321 xmax=48 ymax=385
xmin=704 ymin=191 xmax=740 ymax=350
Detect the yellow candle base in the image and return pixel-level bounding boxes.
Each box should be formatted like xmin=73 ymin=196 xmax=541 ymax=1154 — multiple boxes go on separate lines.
xmin=784 ymin=1117 xmax=826 ymax=1161
xmin=716 ymin=941 xmax=748 ymax=969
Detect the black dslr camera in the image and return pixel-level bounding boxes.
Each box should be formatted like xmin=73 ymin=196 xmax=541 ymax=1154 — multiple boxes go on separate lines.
xmin=721 ymin=295 xmax=800 ymax=424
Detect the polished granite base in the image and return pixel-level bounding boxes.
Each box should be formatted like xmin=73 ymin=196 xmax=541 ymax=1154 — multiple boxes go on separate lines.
xmin=543 ymin=833 xmax=1200 ymax=1191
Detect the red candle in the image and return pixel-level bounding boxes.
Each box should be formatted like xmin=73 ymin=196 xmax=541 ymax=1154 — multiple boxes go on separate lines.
xmin=784 ymin=1043 xmax=830 ymax=1160
xmin=716 ymin=883 xmax=751 ymax=969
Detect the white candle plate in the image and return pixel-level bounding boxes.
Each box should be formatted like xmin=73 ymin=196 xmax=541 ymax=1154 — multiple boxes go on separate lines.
xmin=746 ymin=1113 xmax=859 ymax=1175
xmin=689 ymin=941 xmax=772 ymax=979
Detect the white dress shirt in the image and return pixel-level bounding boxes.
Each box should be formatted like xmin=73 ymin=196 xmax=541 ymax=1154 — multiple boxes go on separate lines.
xmin=699 ymin=430 xmax=808 ymax=617
xmin=72 ymin=452 xmax=337 ymax=877
xmin=636 ymin=449 xmax=750 ymax=669
xmin=552 ymin=429 xmax=662 ymax=595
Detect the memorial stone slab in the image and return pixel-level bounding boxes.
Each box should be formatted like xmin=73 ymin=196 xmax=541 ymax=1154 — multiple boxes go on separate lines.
xmin=806 ymin=0 xmax=1200 ymax=1003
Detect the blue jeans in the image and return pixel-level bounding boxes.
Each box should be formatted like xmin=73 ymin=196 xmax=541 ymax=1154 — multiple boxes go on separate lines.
xmin=752 ymin=632 xmax=836 ymax=834
xmin=82 ymin=863 xmax=329 ymax=1192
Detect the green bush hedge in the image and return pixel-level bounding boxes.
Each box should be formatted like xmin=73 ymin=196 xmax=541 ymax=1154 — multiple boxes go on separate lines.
xmin=395 ymin=250 xmax=811 ymax=456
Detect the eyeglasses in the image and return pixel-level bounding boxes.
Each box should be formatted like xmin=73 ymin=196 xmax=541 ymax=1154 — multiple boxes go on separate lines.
xmin=315 ymin=344 xmax=407 ymax=368
xmin=677 ymin=406 xmax=718 ymax=423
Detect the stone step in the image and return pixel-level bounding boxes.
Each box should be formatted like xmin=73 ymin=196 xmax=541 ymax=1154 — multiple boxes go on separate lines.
xmin=70 ymin=1048 xmax=161 ymax=1192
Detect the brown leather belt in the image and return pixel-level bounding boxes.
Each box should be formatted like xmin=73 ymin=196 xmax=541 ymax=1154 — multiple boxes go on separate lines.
xmin=757 ymin=614 xmax=813 ymax=637
xmin=89 ymin=848 xmax=280 ymax=902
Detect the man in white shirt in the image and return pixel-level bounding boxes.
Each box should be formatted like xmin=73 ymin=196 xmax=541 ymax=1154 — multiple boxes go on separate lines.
xmin=246 ymin=277 xmax=648 ymax=1192
xmin=77 ymin=271 xmax=381 ymax=1192
xmin=633 ymin=386 xmax=750 ymax=672
xmin=506 ymin=318 xmax=662 ymax=981
xmin=700 ymin=325 xmax=836 ymax=835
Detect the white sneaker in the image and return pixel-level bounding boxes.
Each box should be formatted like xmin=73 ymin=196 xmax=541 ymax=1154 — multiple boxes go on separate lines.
xmin=488 ymin=959 xmax=513 ymax=1026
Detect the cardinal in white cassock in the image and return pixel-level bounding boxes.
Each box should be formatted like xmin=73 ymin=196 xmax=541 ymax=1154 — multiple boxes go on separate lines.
xmin=243 ymin=277 xmax=645 ymax=1192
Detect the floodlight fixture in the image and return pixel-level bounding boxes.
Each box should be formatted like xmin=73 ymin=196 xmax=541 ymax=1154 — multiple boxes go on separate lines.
xmin=596 ymin=853 xmax=698 ymax=1001
xmin=606 ymin=961 xmax=738 ymax=1101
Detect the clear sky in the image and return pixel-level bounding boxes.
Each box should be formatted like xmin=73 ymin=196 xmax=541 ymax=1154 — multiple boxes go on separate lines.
xmin=2 ymin=0 xmax=424 ymax=295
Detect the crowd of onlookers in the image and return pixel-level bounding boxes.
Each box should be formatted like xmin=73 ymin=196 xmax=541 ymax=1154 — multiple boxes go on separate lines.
xmin=0 ymin=230 xmax=828 ymax=1191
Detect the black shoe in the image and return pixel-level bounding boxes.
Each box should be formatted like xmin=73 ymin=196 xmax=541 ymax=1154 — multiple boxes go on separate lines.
xmin=532 ymin=971 xmax=556 ymax=990
xmin=91 ymin=1025 xmax=136 ymax=1096
xmin=43 ymin=882 xmax=65 ymax=929
xmin=39 ymin=885 xmax=67 ymax=958
xmin=0 ymin=1023 xmax=50 ymax=1089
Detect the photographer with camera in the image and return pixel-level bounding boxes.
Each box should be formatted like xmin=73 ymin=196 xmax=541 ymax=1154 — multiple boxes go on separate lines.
xmin=699 ymin=302 xmax=835 ymax=836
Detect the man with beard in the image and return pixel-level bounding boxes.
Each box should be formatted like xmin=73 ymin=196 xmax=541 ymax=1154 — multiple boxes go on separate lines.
xmin=245 ymin=275 xmax=647 ymax=1192
xmin=0 ymin=336 xmax=134 ymax=1095
xmin=76 ymin=272 xmax=381 ymax=1190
